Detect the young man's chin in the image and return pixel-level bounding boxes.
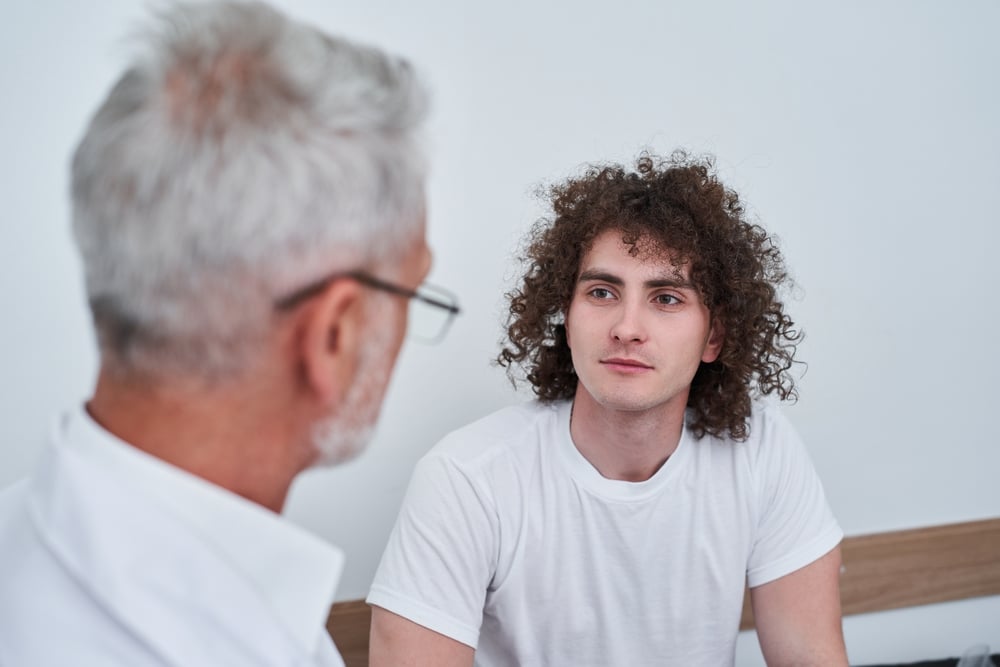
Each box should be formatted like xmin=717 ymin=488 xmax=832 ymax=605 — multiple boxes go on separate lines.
xmin=581 ymin=382 xmax=689 ymax=416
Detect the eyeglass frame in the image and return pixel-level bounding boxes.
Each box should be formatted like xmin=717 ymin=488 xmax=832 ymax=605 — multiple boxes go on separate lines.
xmin=273 ymin=270 xmax=461 ymax=343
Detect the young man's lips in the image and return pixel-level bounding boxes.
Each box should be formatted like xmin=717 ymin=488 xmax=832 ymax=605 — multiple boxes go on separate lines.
xmin=601 ymin=358 xmax=654 ymax=371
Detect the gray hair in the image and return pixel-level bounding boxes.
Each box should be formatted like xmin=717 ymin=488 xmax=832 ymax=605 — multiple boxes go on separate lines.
xmin=71 ymin=1 xmax=428 ymax=377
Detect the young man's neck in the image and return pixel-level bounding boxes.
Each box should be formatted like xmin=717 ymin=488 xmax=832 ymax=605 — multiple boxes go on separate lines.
xmin=568 ymin=388 xmax=689 ymax=483
xmin=86 ymin=367 xmax=313 ymax=513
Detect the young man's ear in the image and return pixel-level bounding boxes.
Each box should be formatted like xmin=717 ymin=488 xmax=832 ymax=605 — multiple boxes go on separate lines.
xmin=299 ymin=278 xmax=364 ymax=407
xmin=702 ymin=317 xmax=725 ymax=363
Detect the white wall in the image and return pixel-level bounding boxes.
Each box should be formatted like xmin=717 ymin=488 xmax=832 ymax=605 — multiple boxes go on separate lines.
xmin=2 ymin=1 xmax=998 ymax=664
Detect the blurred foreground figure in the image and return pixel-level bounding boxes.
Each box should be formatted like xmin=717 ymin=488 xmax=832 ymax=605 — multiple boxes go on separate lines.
xmin=0 ymin=2 xmax=457 ymax=665
xmin=369 ymin=152 xmax=848 ymax=666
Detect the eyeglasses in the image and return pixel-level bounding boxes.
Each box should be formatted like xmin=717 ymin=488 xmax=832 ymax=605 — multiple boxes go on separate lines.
xmin=274 ymin=270 xmax=461 ymax=344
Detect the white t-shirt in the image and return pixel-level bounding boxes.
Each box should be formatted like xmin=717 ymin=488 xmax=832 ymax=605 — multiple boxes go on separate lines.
xmin=368 ymin=400 xmax=842 ymax=667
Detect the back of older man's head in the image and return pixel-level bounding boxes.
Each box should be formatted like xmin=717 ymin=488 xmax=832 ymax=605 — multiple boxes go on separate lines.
xmin=71 ymin=1 xmax=428 ymax=379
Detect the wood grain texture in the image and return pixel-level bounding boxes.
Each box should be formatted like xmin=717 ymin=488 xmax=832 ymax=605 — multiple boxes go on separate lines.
xmin=327 ymin=599 xmax=372 ymax=667
xmin=327 ymin=518 xmax=1000 ymax=657
xmin=739 ymin=517 xmax=1000 ymax=630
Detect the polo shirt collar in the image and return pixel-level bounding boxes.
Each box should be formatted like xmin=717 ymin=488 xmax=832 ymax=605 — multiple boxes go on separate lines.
xmin=61 ymin=406 xmax=345 ymax=656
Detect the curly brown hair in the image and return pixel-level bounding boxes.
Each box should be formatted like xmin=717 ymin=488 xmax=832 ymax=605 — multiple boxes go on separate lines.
xmin=497 ymin=151 xmax=801 ymax=441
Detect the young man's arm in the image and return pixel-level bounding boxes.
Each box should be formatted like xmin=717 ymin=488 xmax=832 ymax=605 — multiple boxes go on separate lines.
xmin=369 ymin=607 xmax=474 ymax=667
xmin=366 ymin=448 xmax=496 ymax=665
xmin=750 ymin=546 xmax=849 ymax=667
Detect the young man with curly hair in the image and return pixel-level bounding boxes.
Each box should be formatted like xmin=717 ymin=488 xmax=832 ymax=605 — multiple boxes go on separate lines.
xmin=368 ymin=153 xmax=848 ymax=666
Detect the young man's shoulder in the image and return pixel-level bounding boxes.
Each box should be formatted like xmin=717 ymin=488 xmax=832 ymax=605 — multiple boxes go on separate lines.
xmin=752 ymin=398 xmax=796 ymax=433
xmin=701 ymin=400 xmax=814 ymax=483
xmin=424 ymin=400 xmax=565 ymax=469
xmin=691 ymin=400 xmax=806 ymax=473
xmin=701 ymin=399 xmax=799 ymax=447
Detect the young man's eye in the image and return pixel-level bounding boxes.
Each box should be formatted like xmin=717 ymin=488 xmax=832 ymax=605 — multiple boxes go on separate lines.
xmin=655 ymin=293 xmax=681 ymax=305
xmin=589 ymin=287 xmax=614 ymax=299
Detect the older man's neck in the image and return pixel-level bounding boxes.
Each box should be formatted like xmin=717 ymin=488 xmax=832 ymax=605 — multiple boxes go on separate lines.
xmin=86 ymin=367 xmax=312 ymax=513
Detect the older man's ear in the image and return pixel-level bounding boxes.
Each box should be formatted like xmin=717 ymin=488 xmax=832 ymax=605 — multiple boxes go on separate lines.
xmin=297 ymin=278 xmax=364 ymax=409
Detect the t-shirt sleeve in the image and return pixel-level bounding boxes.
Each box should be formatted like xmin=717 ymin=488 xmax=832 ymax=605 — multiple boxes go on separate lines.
xmin=367 ymin=451 xmax=497 ymax=649
xmin=746 ymin=408 xmax=843 ymax=588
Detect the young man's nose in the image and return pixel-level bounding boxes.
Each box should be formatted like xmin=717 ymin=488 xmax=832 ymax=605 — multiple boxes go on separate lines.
xmin=610 ymin=299 xmax=648 ymax=343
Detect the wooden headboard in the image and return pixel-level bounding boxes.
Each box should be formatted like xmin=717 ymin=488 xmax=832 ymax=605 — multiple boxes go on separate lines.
xmin=327 ymin=517 xmax=1000 ymax=667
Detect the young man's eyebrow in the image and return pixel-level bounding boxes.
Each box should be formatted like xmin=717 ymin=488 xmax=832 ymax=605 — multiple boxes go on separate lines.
xmin=577 ymin=268 xmax=694 ymax=290
xmin=644 ymin=277 xmax=695 ymax=290
xmin=577 ymin=269 xmax=623 ymax=285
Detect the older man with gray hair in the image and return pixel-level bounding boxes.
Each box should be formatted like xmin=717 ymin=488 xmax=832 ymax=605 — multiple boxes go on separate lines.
xmin=0 ymin=2 xmax=457 ymax=665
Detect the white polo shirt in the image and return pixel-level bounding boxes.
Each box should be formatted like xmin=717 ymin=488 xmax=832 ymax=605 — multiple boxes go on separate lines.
xmin=0 ymin=407 xmax=346 ymax=666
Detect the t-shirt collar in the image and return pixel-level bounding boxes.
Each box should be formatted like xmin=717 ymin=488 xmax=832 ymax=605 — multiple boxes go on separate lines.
xmin=555 ymin=400 xmax=692 ymax=502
